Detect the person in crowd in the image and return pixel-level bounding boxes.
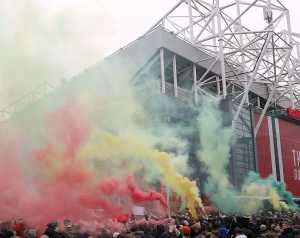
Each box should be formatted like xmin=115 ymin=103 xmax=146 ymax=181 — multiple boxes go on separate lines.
xmin=13 ymin=218 xmax=26 ymax=237
xmin=293 ymin=230 xmax=300 ymax=238
xmin=24 ymin=229 xmax=37 ymax=238
xmin=217 ymin=224 xmax=229 ymax=238
xmin=280 ymin=221 xmax=294 ymax=238
xmin=1 ymin=209 xmax=300 ymax=238
xmin=180 ymin=225 xmax=191 ymax=238
xmin=233 ymin=227 xmax=247 ymax=238
xmin=63 ymin=220 xmax=73 ymax=238
xmin=0 ymin=229 xmax=14 ymax=238
xmin=44 ymin=221 xmax=63 ymax=238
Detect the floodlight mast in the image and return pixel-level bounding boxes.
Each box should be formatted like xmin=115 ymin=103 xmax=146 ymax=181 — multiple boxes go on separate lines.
xmin=148 ymin=0 xmax=300 ymax=133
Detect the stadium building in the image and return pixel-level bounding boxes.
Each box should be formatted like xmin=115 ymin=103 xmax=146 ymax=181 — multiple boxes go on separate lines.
xmin=2 ymin=0 xmax=300 ymax=199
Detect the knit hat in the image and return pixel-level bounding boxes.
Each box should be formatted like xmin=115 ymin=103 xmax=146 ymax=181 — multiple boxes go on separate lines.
xmin=218 ymin=227 xmax=229 ymax=238
xmin=181 ymin=226 xmax=191 ymax=236
xmin=47 ymin=221 xmax=59 ymax=229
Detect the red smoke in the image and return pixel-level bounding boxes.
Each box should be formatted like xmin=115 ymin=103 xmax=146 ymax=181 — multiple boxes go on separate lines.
xmin=126 ymin=176 xmax=167 ymax=207
xmin=0 ymin=100 xmax=167 ymax=230
xmin=96 ymin=177 xmax=167 ymax=207
xmin=47 ymin=100 xmax=90 ymax=159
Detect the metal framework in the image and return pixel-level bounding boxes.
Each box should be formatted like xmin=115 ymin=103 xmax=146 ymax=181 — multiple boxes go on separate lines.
xmin=1 ymin=0 xmax=300 ymax=137
xmin=147 ymin=0 xmax=300 ymax=135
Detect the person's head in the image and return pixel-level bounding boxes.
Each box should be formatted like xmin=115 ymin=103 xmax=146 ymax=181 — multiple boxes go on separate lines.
xmin=47 ymin=221 xmax=59 ymax=232
xmin=156 ymin=224 xmax=165 ymax=235
xmin=282 ymin=221 xmax=291 ymax=230
xmin=274 ymin=225 xmax=281 ymax=233
xmin=73 ymin=224 xmax=81 ymax=233
xmin=24 ymin=229 xmax=37 ymax=238
xmin=270 ymin=224 xmax=276 ymax=230
xmin=294 ymin=230 xmax=300 ymax=238
xmin=181 ymin=226 xmax=191 ymax=237
xmin=182 ymin=220 xmax=189 ymax=226
xmin=133 ymin=231 xmax=144 ymax=238
xmin=99 ymin=230 xmax=113 ymax=238
xmin=260 ymin=224 xmax=267 ymax=232
xmin=234 ymin=227 xmax=243 ymax=235
xmin=40 ymin=235 xmax=49 ymax=238
xmin=264 ymin=233 xmax=278 ymax=238
xmin=191 ymin=222 xmax=201 ymax=235
xmin=130 ymin=226 xmax=138 ymax=233
xmin=218 ymin=226 xmax=228 ymax=238
xmin=5 ymin=230 xmax=15 ymax=238
xmin=64 ymin=220 xmax=71 ymax=226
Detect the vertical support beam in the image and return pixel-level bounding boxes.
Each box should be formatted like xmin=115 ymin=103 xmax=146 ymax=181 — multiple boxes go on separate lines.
xmin=160 ymin=48 xmax=166 ymax=94
xmin=217 ymin=76 xmax=221 ymax=96
xmin=232 ymin=84 xmax=235 ymax=94
xmin=193 ymin=64 xmax=198 ymax=104
xmin=234 ymin=32 xmax=272 ymax=122
xmin=249 ymin=106 xmax=258 ymax=172
xmin=236 ymin=0 xmax=249 ymax=104
xmin=188 ymin=0 xmax=195 ymax=44
xmin=173 ymin=55 xmax=178 ymax=97
xmin=274 ymin=118 xmax=284 ymax=182
xmin=216 ymin=0 xmax=227 ymax=98
xmin=211 ymin=1 xmax=217 ymax=51
xmin=285 ymin=9 xmax=295 ymax=108
xmin=268 ymin=116 xmax=277 ymax=179
xmin=297 ymin=44 xmax=300 ymax=60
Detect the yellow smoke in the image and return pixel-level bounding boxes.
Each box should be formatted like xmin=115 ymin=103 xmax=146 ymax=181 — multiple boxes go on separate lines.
xmin=242 ymin=182 xmax=288 ymax=212
xmin=78 ymin=131 xmax=203 ymax=217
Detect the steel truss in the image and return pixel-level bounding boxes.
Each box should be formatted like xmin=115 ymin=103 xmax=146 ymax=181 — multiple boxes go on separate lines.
xmin=1 ymin=0 xmax=300 ymax=135
xmin=147 ymin=0 xmax=300 ymax=134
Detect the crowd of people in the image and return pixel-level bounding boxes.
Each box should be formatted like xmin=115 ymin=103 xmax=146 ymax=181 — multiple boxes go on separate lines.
xmin=0 ymin=209 xmax=300 ymax=238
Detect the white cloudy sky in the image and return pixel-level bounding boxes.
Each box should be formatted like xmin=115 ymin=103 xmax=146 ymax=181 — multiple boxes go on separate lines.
xmin=0 ymin=0 xmax=299 ymax=106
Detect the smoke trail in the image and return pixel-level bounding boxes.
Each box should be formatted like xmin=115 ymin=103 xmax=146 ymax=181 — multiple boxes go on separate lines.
xmin=197 ymin=99 xmax=299 ymax=214
xmin=244 ymin=172 xmax=299 ymax=211
xmin=196 ymin=99 xmax=237 ymax=213
xmin=0 ymin=101 xmax=171 ymax=229
xmin=78 ymin=131 xmax=203 ymax=217
xmin=126 ymin=176 xmax=167 ymax=207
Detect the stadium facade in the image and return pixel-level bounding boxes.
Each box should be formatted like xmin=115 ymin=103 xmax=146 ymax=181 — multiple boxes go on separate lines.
xmin=2 ymin=0 xmax=300 ymax=198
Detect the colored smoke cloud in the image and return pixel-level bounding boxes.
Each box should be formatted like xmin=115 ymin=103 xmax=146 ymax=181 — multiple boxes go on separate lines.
xmin=0 ymin=0 xmax=202 ymax=224
xmin=197 ymin=99 xmax=299 ymax=214
xmin=0 ymin=77 xmax=203 ymax=229
xmin=81 ymin=131 xmax=202 ymax=216
xmin=0 ymin=101 xmax=173 ymax=230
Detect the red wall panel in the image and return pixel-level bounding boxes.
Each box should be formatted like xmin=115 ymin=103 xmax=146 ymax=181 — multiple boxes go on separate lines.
xmin=278 ymin=119 xmax=300 ymax=197
xmin=255 ymin=113 xmax=273 ymax=178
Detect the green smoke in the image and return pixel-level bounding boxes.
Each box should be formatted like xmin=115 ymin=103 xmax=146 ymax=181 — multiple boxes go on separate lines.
xmin=196 ymin=98 xmax=238 ymax=213
xmin=197 ymin=98 xmax=300 ymax=214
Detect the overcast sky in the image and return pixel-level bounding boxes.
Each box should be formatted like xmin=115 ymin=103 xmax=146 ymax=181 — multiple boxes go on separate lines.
xmin=104 ymin=0 xmax=300 ymax=54
xmin=0 ymin=0 xmax=299 ymax=106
